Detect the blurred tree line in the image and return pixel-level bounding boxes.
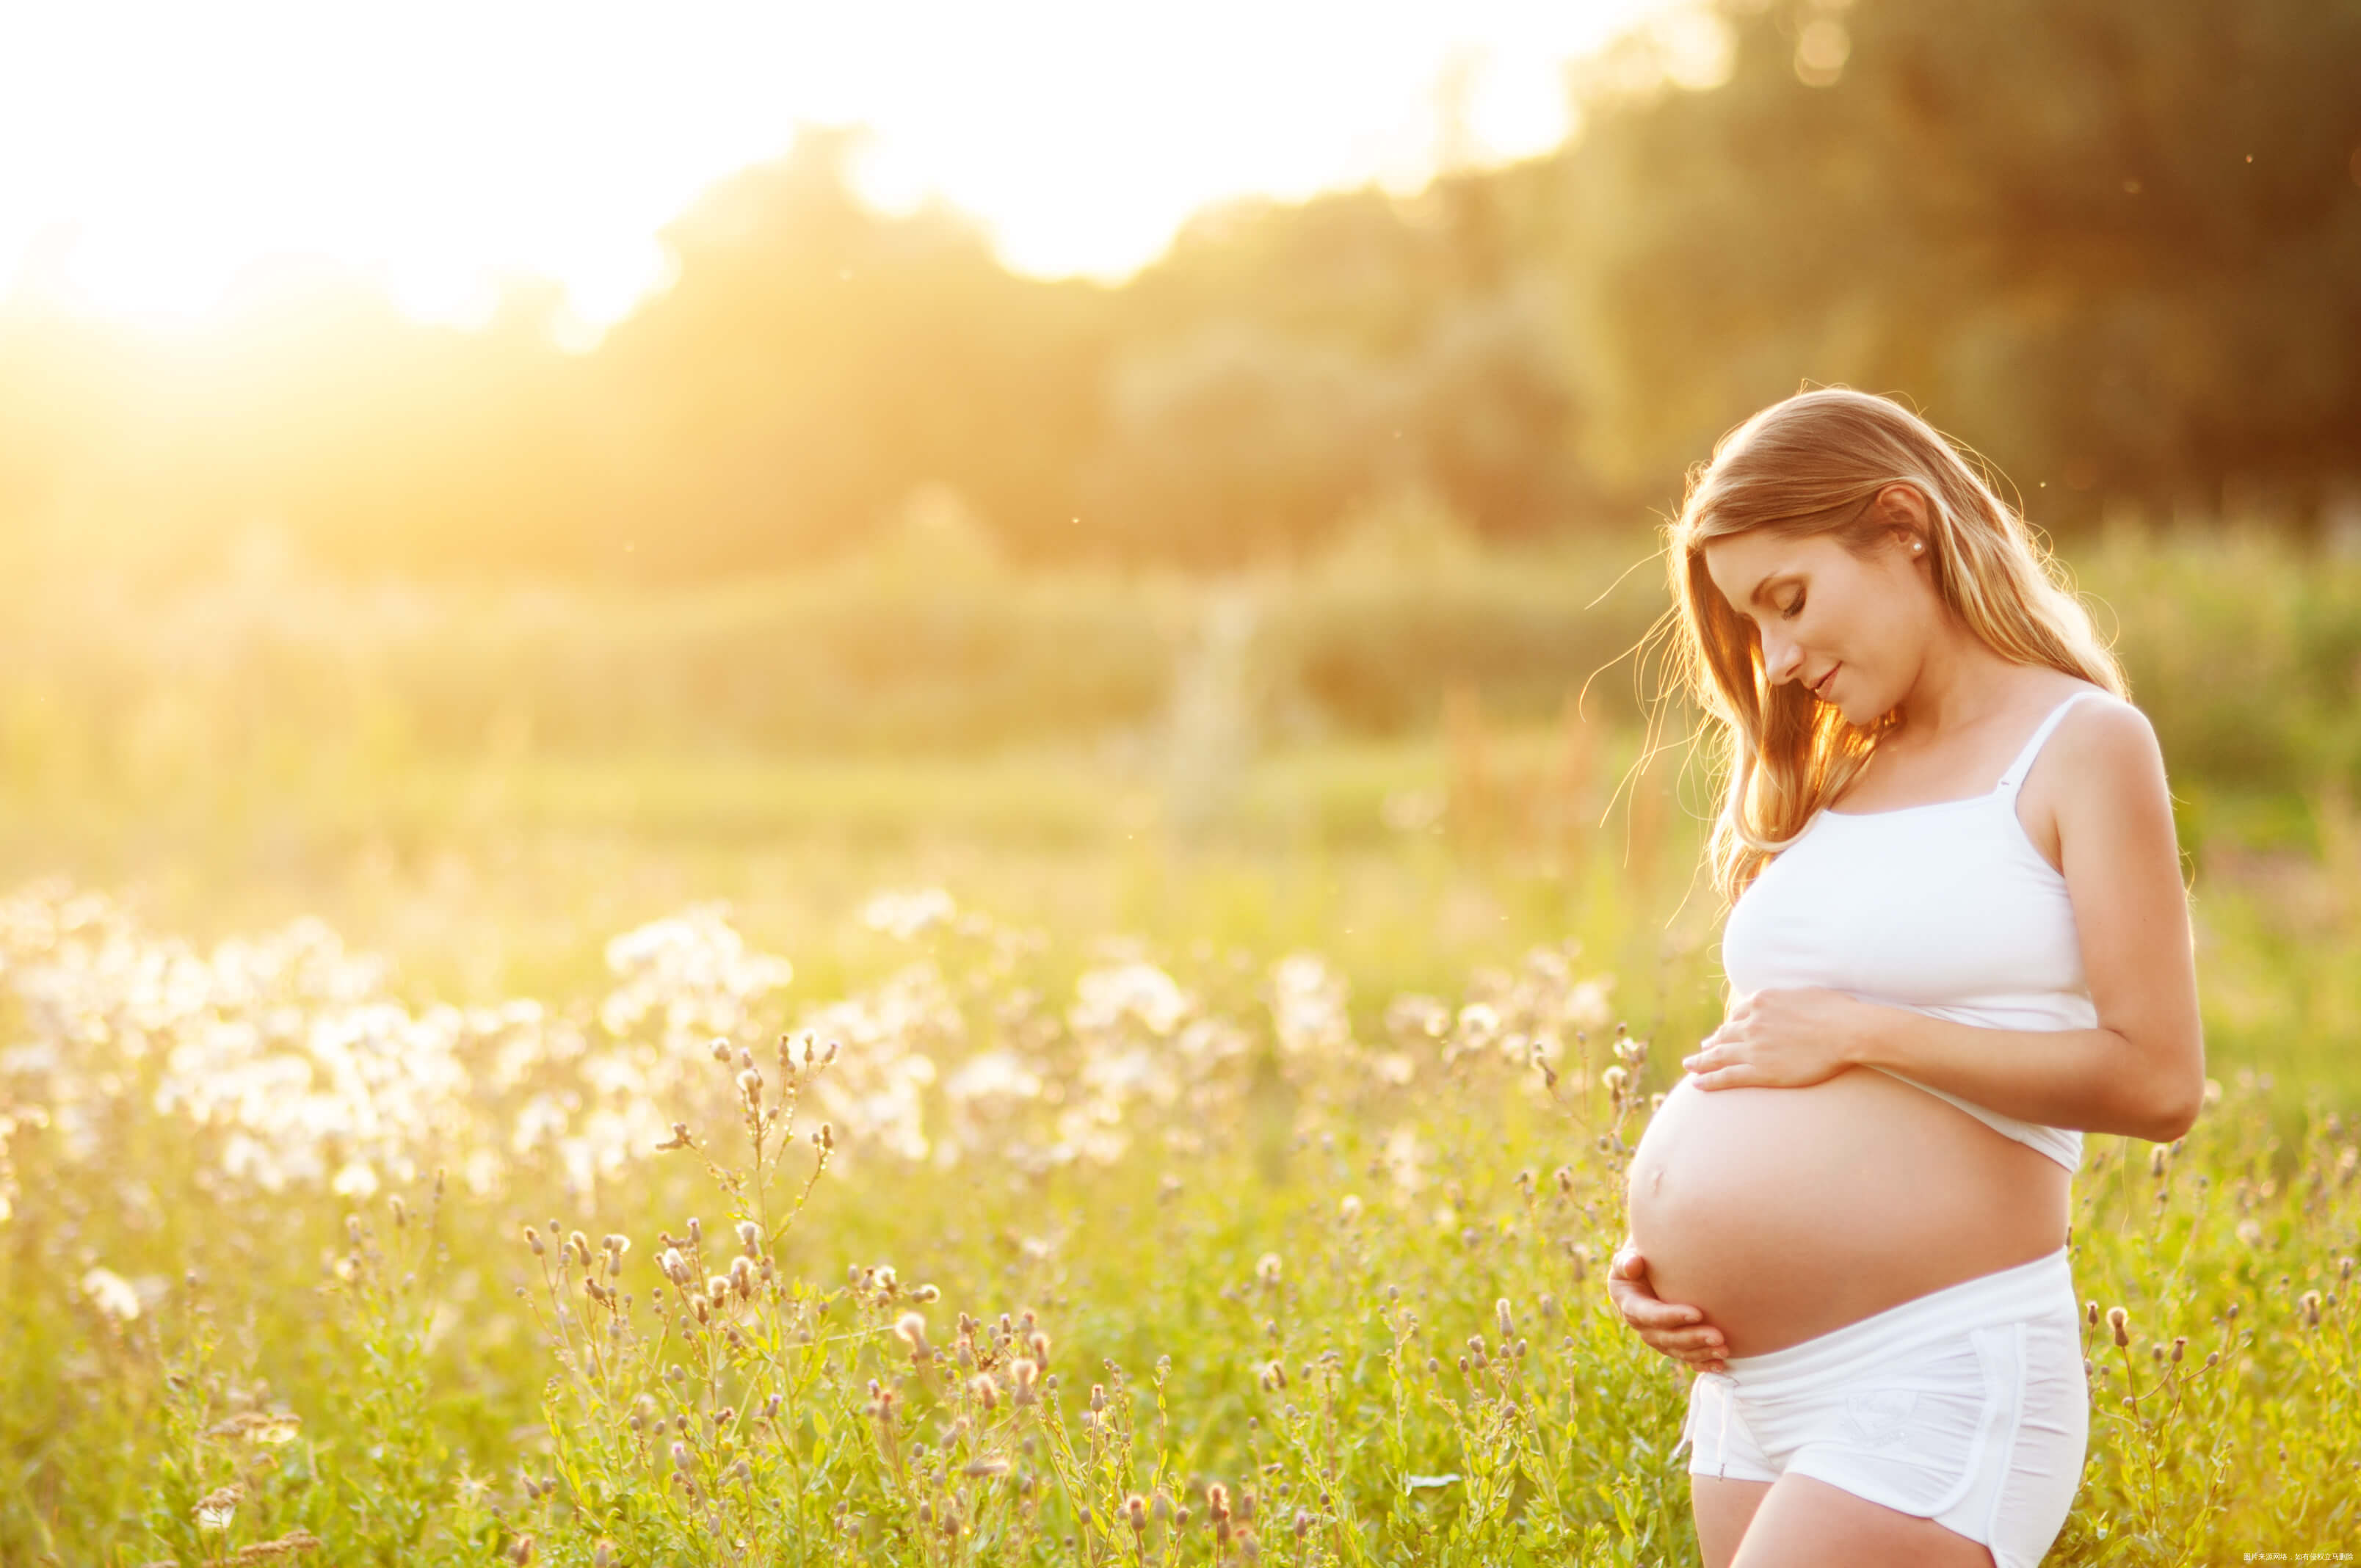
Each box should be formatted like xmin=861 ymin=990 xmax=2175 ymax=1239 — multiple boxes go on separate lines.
xmin=0 ymin=0 xmax=2356 ymax=584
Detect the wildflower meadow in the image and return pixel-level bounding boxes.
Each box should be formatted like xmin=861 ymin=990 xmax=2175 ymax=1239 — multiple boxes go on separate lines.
xmin=2 ymin=797 xmax=2354 ymax=1566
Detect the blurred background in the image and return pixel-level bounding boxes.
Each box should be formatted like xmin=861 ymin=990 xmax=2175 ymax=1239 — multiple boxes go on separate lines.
xmin=1 ymin=0 xmax=2357 ymax=1075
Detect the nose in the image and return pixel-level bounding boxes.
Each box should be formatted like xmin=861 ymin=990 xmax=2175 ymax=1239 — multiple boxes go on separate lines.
xmin=1760 ymin=629 xmax=1804 ymax=684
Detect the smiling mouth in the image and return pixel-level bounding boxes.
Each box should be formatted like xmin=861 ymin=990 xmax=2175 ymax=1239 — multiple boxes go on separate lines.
xmin=1812 ymin=666 xmax=1839 ymax=699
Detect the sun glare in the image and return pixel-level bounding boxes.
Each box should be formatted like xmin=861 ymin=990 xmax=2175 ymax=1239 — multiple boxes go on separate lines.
xmin=0 ymin=0 xmax=1683 ymax=346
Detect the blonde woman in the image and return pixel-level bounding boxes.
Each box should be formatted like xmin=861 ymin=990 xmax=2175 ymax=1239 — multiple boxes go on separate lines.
xmin=1606 ymin=389 xmax=2205 ymax=1567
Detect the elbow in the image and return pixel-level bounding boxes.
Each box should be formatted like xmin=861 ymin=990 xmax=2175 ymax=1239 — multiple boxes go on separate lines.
xmin=2139 ymin=1072 xmax=2206 ymax=1144
xmin=2141 ymin=1097 xmax=2200 ymax=1144
xmin=2119 ymin=1028 xmax=2205 ymax=1144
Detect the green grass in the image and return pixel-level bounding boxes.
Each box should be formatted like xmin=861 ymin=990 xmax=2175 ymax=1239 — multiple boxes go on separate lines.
xmin=0 ymin=722 xmax=2356 ymax=1564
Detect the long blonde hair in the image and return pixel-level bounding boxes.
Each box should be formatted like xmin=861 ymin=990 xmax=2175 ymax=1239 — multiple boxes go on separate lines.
xmin=1661 ymin=388 xmax=2128 ymax=910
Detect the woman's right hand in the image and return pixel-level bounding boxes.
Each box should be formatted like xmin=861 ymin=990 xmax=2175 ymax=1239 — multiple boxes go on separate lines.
xmin=1607 ymin=1241 xmax=1727 ymax=1373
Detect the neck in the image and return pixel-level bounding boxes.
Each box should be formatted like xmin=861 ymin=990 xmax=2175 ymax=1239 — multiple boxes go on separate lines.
xmin=1891 ymin=635 xmax=2022 ymax=741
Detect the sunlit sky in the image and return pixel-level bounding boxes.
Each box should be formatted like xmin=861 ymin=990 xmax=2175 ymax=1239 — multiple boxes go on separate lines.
xmin=0 ymin=0 xmax=1714 ymax=349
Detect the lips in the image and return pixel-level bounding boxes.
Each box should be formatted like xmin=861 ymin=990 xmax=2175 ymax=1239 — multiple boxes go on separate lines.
xmin=1811 ymin=665 xmax=1839 ymax=700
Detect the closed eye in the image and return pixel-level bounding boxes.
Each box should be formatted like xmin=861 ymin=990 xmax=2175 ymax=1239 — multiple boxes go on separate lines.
xmin=1780 ymin=593 xmax=1805 ymax=620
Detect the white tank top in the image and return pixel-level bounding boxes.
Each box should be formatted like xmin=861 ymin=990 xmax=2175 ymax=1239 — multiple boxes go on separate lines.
xmin=1719 ymin=688 xmax=2117 ymax=1172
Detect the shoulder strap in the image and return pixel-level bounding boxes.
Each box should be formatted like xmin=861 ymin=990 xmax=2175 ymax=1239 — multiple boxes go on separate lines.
xmin=1996 ymin=689 xmax=2111 ymax=801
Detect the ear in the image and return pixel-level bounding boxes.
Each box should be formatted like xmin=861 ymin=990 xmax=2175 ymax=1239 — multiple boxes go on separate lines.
xmin=1871 ymin=486 xmax=1930 ymax=560
xmin=1875 ymin=481 xmax=1931 ymax=527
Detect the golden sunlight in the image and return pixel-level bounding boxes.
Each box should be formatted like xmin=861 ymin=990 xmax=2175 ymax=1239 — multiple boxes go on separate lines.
xmin=0 ymin=0 xmax=1685 ymax=344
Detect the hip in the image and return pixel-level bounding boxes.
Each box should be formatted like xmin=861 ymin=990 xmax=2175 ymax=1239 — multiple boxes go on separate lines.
xmin=1677 ymin=1248 xmax=2089 ymax=1567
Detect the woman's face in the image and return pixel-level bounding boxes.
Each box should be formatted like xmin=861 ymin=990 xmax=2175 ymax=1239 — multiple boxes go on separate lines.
xmin=1700 ymin=492 xmax=1931 ymax=722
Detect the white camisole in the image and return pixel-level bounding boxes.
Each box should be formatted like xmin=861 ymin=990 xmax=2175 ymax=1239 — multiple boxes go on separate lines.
xmin=1719 ymin=688 xmax=2119 ymax=1172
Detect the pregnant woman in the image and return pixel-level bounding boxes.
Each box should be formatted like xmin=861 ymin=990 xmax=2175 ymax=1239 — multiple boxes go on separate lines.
xmin=1608 ymin=388 xmax=2206 ymax=1567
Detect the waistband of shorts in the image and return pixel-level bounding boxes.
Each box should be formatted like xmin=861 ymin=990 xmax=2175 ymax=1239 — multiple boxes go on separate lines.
xmin=1719 ymin=1247 xmax=2075 ymax=1392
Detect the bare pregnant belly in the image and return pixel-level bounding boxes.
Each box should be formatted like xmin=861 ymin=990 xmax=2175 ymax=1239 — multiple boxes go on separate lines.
xmin=1626 ymin=1067 xmax=2070 ymax=1357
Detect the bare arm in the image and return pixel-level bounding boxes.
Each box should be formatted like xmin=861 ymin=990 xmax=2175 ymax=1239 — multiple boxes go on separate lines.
xmin=1845 ymin=700 xmax=2207 ymax=1141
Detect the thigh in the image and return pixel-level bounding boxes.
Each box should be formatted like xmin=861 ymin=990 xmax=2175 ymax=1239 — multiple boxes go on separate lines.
xmin=1691 ymin=1475 xmax=1772 ymax=1568
xmin=1732 ymin=1474 xmax=1996 ymax=1568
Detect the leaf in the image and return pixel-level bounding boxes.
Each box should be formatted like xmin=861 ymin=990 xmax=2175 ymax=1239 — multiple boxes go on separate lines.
xmin=1402 ymin=1473 xmax=1462 ymax=1492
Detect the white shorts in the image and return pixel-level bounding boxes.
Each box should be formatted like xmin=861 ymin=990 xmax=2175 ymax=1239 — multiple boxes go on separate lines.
xmin=1673 ymin=1247 xmax=2088 ymax=1568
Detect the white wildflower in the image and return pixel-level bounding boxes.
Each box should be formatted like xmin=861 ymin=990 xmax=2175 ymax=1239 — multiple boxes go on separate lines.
xmin=81 ymin=1266 xmax=142 ymax=1323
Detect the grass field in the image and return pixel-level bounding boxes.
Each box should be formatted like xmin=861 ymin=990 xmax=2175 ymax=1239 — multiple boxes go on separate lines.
xmin=2 ymin=707 xmax=2357 ymax=1565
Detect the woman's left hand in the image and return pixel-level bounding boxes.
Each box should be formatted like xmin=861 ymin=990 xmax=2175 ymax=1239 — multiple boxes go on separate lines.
xmin=1681 ymin=987 xmax=1877 ymax=1090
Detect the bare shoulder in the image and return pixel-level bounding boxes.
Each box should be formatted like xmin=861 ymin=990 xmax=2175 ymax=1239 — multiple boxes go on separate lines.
xmin=2051 ymin=689 xmax=2179 ymax=862
xmin=2020 ymin=683 xmax=2174 ymax=874
xmin=2050 ymin=685 xmax=2165 ymax=785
